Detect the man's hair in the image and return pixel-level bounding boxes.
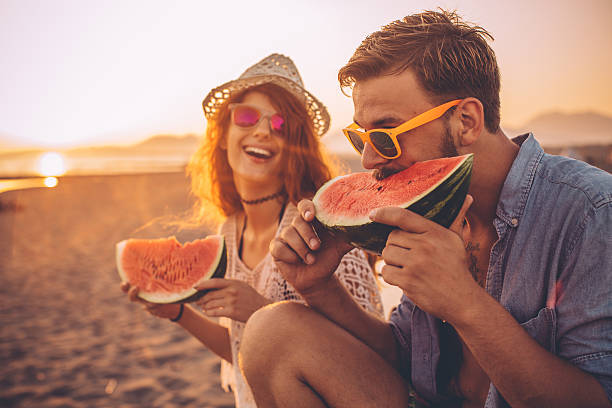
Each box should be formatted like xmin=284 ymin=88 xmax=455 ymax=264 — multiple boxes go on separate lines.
xmin=338 ymin=9 xmax=501 ymax=132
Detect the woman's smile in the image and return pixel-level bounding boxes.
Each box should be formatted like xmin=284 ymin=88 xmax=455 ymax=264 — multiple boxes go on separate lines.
xmin=242 ymin=145 xmax=277 ymax=162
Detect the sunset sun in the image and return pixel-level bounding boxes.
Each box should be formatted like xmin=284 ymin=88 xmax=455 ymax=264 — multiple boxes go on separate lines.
xmin=37 ymin=152 xmax=67 ymax=177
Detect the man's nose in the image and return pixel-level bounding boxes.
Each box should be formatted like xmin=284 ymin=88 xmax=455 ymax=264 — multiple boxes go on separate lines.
xmin=361 ymin=142 xmax=389 ymax=170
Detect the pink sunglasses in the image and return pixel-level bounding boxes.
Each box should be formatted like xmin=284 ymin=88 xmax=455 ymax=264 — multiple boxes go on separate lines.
xmin=229 ymin=103 xmax=285 ymax=133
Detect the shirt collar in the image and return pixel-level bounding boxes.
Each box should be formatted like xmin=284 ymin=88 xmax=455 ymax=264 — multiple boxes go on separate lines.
xmin=496 ymin=133 xmax=544 ymax=228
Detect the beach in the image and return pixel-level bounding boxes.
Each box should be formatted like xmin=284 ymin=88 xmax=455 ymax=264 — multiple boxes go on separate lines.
xmin=0 ymin=170 xmax=405 ymax=407
xmin=0 ymin=172 xmax=235 ymax=407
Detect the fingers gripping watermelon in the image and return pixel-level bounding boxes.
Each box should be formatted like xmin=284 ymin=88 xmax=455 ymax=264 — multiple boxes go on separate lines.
xmin=313 ymin=154 xmax=473 ymax=254
xmin=116 ymin=235 xmax=226 ymax=304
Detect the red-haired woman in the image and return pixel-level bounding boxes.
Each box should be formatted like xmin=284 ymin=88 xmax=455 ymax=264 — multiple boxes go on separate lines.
xmin=121 ymin=54 xmax=382 ymax=408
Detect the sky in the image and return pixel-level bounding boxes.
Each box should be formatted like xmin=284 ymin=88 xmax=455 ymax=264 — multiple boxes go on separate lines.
xmin=1 ymin=0 xmax=611 ymax=150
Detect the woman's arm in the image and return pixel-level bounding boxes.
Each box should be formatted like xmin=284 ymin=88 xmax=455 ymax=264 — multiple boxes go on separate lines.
xmin=176 ymin=304 xmax=232 ymax=363
xmin=121 ymin=282 xmax=232 ymax=363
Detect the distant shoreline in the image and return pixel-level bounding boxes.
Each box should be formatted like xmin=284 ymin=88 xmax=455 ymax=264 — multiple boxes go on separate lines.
xmin=1 ymin=141 xmax=610 ymax=178
xmin=0 ymin=169 xmax=189 ymax=180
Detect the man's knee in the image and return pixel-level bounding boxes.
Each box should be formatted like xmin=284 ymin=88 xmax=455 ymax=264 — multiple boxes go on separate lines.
xmin=244 ymin=301 xmax=309 ymax=343
xmin=240 ymin=301 xmax=309 ymax=377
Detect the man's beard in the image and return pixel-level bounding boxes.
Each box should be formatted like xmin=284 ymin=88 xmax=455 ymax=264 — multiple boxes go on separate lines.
xmin=373 ymin=166 xmax=402 ymax=180
xmin=373 ymin=125 xmax=458 ymax=181
xmin=440 ymin=124 xmax=459 ymax=158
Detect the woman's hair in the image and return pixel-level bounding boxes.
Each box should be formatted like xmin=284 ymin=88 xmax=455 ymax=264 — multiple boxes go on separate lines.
xmin=187 ymin=83 xmax=339 ymax=226
xmin=338 ymin=9 xmax=501 ymax=133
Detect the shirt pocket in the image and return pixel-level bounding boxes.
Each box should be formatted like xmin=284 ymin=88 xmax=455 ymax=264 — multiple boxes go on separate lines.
xmin=519 ymin=307 xmax=557 ymax=354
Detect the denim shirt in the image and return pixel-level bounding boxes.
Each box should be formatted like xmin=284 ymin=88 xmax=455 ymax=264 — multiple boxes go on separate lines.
xmin=389 ymin=134 xmax=612 ymax=407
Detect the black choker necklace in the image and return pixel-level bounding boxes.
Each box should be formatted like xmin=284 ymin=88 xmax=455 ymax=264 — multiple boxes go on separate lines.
xmin=240 ymin=190 xmax=286 ymax=205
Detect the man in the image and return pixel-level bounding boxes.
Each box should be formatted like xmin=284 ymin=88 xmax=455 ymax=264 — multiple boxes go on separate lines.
xmin=239 ymin=10 xmax=612 ymax=408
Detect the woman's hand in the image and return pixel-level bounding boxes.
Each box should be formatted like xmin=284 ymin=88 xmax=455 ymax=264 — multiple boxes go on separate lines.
xmin=194 ymin=279 xmax=271 ymax=323
xmin=120 ymin=281 xmax=182 ymax=320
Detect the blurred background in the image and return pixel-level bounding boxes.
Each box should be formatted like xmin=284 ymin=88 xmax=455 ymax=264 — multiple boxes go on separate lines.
xmin=1 ymin=0 xmax=611 ymax=407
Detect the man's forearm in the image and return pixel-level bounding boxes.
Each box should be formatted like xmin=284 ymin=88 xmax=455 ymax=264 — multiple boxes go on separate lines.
xmin=452 ymin=291 xmax=610 ymax=408
xmin=301 ymin=275 xmax=401 ymax=368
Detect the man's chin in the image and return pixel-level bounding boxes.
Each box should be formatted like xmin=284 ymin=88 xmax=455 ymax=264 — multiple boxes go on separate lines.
xmin=373 ymin=167 xmax=403 ymax=181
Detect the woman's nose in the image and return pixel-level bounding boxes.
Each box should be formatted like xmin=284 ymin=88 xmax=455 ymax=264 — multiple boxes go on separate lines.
xmin=252 ymin=117 xmax=272 ymax=139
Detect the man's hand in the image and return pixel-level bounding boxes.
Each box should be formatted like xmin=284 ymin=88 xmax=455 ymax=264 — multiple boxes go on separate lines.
xmin=370 ymin=195 xmax=478 ymax=322
xmin=269 ymin=199 xmax=353 ymax=296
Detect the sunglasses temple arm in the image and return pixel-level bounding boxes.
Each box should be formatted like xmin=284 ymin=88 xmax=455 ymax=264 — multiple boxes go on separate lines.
xmin=392 ymin=100 xmax=461 ymax=135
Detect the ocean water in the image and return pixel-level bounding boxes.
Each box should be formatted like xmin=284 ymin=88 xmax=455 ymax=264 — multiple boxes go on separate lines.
xmin=0 ymin=152 xmax=189 ymax=178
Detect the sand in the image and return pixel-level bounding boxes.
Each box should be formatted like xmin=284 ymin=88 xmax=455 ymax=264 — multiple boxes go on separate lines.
xmin=0 ymin=172 xmax=235 ymax=408
xmin=0 ymin=171 xmax=402 ymax=408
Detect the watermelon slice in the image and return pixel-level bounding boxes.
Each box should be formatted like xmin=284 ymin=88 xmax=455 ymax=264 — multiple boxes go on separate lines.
xmin=116 ymin=235 xmax=226 ymax=304
xmin=313 ymin=154 xmax=473 ymax=254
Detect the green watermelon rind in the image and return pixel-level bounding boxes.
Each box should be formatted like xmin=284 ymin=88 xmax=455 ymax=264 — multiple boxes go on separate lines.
xmin=116 ymin=236 xmax=227 ymax=304
xmin=314 ymin=154 xmax=473 ymax=255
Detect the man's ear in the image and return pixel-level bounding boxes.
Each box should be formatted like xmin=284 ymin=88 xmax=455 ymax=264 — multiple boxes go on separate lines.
xmin=456 ymin=98 xmax=485 ymax=147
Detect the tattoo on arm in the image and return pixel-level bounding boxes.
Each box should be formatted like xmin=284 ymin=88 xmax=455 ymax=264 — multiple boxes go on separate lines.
xmin=466 ymin=241 xmax=486 ymax=287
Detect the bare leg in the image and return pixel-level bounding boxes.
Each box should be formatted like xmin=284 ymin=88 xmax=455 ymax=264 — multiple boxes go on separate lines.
xmin=240 ymin=301 xmax=411 ymax=408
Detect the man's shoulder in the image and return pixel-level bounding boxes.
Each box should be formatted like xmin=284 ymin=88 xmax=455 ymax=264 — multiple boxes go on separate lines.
xmin=535 ymin=153 xmax=612 ymax=209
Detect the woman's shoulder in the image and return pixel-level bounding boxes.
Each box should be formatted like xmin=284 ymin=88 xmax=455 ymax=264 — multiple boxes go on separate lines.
xmin=218 ymin=213 xmax=239 ymax=235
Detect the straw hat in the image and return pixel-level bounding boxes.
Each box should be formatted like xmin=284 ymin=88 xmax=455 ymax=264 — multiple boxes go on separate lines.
xmin=202 ymin=53 xmax=330 ymax=137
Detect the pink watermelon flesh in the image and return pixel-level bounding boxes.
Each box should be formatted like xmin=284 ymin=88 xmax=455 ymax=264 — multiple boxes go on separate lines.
xmin=313 ymin=154 xmax=473 ymax=254
xmin=316 ymin=155 xmax=468 ymax=225
xmin=116 ymin=235 xmax=226 ymax=304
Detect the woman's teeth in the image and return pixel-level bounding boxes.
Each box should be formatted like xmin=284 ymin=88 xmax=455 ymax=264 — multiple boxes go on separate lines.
xmin=244 ymin=146 xmax=273 ymax=159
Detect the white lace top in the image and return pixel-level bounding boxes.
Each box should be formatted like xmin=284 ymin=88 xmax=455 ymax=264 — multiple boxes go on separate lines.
xmin=216 ymin=203 xmax=383 ymax=408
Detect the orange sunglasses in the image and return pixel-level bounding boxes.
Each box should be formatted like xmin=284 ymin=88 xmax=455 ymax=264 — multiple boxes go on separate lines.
xmin=343 ymin=99 xmax=462 ymax=159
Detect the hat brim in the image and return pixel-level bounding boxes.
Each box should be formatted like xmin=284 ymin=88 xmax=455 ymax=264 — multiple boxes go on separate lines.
xmin=202 ymin=75 xmax=330 ymax=137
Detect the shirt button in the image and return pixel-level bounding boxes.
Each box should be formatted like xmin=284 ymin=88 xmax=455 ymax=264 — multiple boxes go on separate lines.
xmin=511 ymin=218 xmax=518 ymax=226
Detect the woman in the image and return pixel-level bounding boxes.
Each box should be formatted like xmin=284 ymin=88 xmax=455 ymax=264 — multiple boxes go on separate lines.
xmin=121 ymin=53 xmax=383 ymax=407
